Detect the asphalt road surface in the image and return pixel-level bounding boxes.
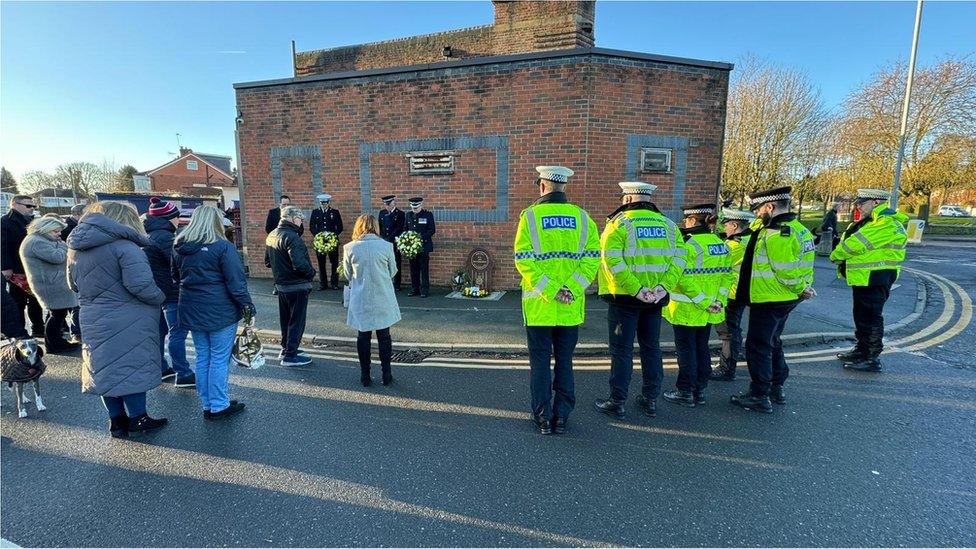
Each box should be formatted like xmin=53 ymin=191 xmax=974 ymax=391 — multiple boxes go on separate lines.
xmin=2 ymin=242 xmax=974 ymax=547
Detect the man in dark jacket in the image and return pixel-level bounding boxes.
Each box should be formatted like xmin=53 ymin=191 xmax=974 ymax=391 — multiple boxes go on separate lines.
xmin=1 ymin=195 xmax=44 ymax=337
xmin=264 ymin=195 xmax=290 ymax=234
xmin=405 ymin=196 xmax=435 ymax=297
xmin=820 ymin=203 xmax=840 ymax=250
xmin=378 ymin=195 xmax=406 ymax=290
xmin=60 ymin=204 xmax=84 ymax=240
xmin=144 ymin=197 xmax=193 ymax=387
xmin=309 ymin=193 xmax=343 ymax=290
xmin=266 ymin=205 xmax=315 ymax=366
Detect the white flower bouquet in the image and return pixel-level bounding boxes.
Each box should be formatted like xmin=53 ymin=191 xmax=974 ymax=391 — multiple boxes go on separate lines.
xmin=313 ymin=231 xmax=338 ymax=254
xmin=396 ymin=231 xmax=424 ymax=259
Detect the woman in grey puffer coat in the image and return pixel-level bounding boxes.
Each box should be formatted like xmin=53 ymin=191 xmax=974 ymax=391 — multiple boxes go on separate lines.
xmin=20 ymin=214 xmax=79 ymax=352
xmin=66 ymin=201 xmax=168 ymax=438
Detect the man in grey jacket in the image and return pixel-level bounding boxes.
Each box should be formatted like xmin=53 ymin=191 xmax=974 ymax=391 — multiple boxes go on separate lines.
xmin=265 ymin=205 xmax=315 ymax=366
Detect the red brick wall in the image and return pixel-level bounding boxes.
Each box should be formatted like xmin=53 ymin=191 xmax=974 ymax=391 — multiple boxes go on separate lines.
xmin=150 ymin=154 xmax=235 ymax=194
xmin=237 ymin=55 xmax=728 ymax=289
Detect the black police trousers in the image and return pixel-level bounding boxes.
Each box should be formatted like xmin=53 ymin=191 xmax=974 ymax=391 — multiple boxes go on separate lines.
xmin=316 ymin=249 xmax=340 ymax=288
xmin=673 ymin=324 xmax=712 ymax=393
xmin=526 ymin=325 xmax=578 ymax=420
xmin=745 ymin=301 xmax=798 ymax=396
xmin=715 ymin=299 xmax=745 ymax=374
xmin=409 ymin=252 xmax=430 ymax=294
xmin=852 ymin=269 xmax=897 ymax=358
xmin=607 ymin=303 xmax=663 ymax=402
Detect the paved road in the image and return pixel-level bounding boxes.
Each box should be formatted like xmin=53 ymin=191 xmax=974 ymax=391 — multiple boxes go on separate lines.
xmin=1 ymin=244 xmax=974 ymax=547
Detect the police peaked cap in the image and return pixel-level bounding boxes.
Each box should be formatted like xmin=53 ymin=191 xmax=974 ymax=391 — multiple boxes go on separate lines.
xmin=682 ymin=203 xmax=716 ymax=216
xmin=535 ymin=166 xmax=574 ymax=183
xmin=855 ymin=188 xmax=892 ymax=202
xmin=720 ymin=208 xmax=756 ymax=223
xmin=316 ymin=193 xmax=331 ymax=202
xmin=381 ymin=195 xmax=396 ymax=204
xmin=748 ymin=186 xmax=792 ymax=210
xmin=618 ymin=182 xmax=657 ymax=195
xmin=408 ymin=197 xmax=424 ymax=206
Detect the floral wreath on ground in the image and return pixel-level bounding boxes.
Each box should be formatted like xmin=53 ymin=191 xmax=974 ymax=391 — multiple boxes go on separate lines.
xmin=313 ymin=231 xmax=338 ymax=254
xmin=395 ymin=231 xmax=423 ymax=259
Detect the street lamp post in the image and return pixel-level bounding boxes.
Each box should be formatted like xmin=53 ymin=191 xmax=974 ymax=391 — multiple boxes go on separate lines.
xmin=890 ymin=0 xmax=924 ymax=210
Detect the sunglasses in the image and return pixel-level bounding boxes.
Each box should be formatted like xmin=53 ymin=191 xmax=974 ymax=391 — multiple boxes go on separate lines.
xmin=16 ymin=203 xmax=36 ymax=209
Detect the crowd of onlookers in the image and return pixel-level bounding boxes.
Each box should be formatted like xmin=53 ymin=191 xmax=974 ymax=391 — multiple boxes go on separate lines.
xmin=2 ymin=194 xmax=404 ymax=438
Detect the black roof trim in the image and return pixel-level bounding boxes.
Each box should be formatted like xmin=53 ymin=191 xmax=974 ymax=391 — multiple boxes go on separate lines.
xmin=233 ymin=47 xmax=733 ymax=90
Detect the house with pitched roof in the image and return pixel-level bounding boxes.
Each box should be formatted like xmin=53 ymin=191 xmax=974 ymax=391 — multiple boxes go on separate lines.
xmin=139 ymin=147 xmax=239 ymax=207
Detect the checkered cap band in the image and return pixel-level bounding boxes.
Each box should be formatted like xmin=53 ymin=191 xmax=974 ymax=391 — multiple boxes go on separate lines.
xmin=749 ymin=193 xmax=790 ymax=206
xmin=857 ymin=188 xmax=891 ymax=200
xmin=683 ymin=208 xmax=714 ymax=216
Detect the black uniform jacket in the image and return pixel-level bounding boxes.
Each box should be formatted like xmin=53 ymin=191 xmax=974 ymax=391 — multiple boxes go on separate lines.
xmin=379 ymin=208 xmax=406 ymax=243
xmin=310 ymin=207 xmax=343 ymax=239
xmin=405 ymin=209 xmax=436 ymax=253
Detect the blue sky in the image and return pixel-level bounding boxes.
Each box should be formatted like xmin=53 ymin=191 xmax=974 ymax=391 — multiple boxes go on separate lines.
xmin=1 ymin=1 xmax=974 ymax=178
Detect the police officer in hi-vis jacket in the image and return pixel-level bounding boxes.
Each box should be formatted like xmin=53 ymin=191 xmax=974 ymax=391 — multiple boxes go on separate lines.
xmin=731 ymin=186 xmax=816 ymax=414
xmin=514 ymin=166 xmax=600 ymax=435
xmin=830 ymin=188 xmax=908 ymax=373
xmin=593 ymin=182 xmax=684 ymax=420
xmin=710 ymin=208 xmax=756 ymax=382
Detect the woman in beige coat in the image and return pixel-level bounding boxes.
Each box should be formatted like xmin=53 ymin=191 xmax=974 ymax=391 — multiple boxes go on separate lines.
xmin=342 ymin=214 xmax=401 ymax=386
xmin=19 ymin=214 xmax=79 ymax=352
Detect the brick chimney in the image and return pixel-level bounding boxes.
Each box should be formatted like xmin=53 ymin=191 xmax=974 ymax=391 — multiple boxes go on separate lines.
xmin=492 ymin=0 xmax=595 ymax=52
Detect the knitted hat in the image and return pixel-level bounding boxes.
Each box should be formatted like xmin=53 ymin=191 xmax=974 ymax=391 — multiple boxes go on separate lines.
xmin=148 ymin=197 xmax=179 ymax=219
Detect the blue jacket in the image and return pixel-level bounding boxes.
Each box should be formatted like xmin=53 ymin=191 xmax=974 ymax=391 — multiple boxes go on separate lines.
xmin=172 ymin=238 xmax=254 ymax=332
xmin=143 ymin=216 xmax=179 ymax=303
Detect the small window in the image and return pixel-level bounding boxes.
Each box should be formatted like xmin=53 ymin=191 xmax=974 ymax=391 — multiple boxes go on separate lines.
xmin=407 ymin=151 xmax=454 ymax=175
xmin=640 ymin=148 xmax=672 ymax=173
xmin=186 ymin=160 xmax=198 ymax=171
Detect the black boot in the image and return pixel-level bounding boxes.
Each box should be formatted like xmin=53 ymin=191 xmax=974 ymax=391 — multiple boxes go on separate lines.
xmin=533 ymin=413 xmax=552 ymax=435
xmin=361 ymin=370 xmax=372 ymax=387
xmin=837 ymin=348 xmax=867 ymax=362
xmin=551 ymin=417 xmax=567 ymax=435
xmin=843 ymin=358 xmax=883 ymax=372
xmin=594 ymin=397 xmax=626 ymax=419
xmin=693 ymin=391 xmax=706 ymax=406
xmin=109 ymin=415 xmax=129 ymax=439
xmin=730 ymin=391 xmax=773 ymax=414
xmin=635 ymin=395 xmax=657 ymax=417
xmin=128 ymin=413 xmax=168 ymax=434
xmin=663 ymin=389 xmax=696 ymax=408
xmin=770 ymin=385 xmax=786 ymax=405
xmin=381 ymin=365 xmax=393 ymax=386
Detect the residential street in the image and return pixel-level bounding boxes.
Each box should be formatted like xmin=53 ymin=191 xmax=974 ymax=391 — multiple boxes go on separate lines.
xmin=2 ymin=242 xmax=974 ymax=547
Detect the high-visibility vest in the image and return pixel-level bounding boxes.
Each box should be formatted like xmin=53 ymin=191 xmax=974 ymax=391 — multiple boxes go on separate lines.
xmin=597 ymin=206 xmax=684 ymax=298
xmin=829 ymin=204 xmax=908 ymax=286
xmin=725 ymin=232 xmax=749 ymax=301
xmin=514 ymin=199 xmax=600 ymax=326
xmin=748 ymin=216 xmax=816 ymax=304
xmin=664 ymin=232 xmax=733 ymax=327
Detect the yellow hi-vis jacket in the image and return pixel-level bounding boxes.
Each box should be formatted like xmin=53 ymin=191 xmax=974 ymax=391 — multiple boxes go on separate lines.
xmin=597 ymin=202 xmax=685 ymax=300
xmin=664 ymin=229 xmax=734 ymax=327
xmin=514 ymin=192 xmax=600 ymax=326
xmin=829 ymin=203 xmax=908 ymax=286
xmin=725 ymin=229 xmax=752 ymax=301
xmin=747 ymin=213 xmax=816 ymax=304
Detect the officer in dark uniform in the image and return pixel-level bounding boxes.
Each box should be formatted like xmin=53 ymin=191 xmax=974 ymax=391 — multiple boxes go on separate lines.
xmin=309 ymin=193 xmax=343 ymax=290
xmin=378 ymin=195 xmax=406 ymax=290
xmin=405 ymin=196 xmax=435 ymax=297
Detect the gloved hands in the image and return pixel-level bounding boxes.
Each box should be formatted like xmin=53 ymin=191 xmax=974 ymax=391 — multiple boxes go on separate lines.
xmin=556 ymin=286 xmax=575 ymax=304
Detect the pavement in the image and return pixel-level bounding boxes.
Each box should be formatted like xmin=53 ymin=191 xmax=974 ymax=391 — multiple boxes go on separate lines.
xmin=249 ymin=257 xmax=922 ymax=353
xmin=1 ymin=241 xmax=974 ymax=547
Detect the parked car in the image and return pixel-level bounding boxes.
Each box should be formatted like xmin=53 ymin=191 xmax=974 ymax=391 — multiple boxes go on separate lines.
xmin=938 ymin=205 xmax=970 ymax=217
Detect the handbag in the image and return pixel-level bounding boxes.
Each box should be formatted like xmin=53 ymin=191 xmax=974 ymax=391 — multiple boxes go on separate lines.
xmin=7 ymin=274 xmax=32 ymax=296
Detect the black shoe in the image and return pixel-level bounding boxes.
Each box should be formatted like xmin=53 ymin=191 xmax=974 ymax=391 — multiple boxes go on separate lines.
xmin=693 ymin=391 xmax=706 ymax=405
xmin=837 ymin=349 xmax=867 ymax=362
xmin=709 ymin=368 xmax=736 ymax=382
xmin=161 ymin=368 xmax=177 ymax=381
xmin=594 ymin=397 xmax=626 ymax=419
xmin=203 ymin=400 xmax=239 ymax=419
xmin=382 ymin=370 xmax=393 ymax=386
xmin=770 ymin=385 xmax=786 ymax=405
xmin=109 ymin=415 xmax=129 ymax=439
xmin=551 ymin=417 xmax=567 ymax=435
xmin=663 ymin=389 xmax=696 ymax=408
xmin=420 ymin=293 xmax=429 ymax=298
xmin=331 ymin=285 xmax=340 ymax=290
xmin=128 ymin=413 xmax=168 ymax=434
xmin=635 ymin=395 xmax=657 ymax=417
xmin=730 ymin=391 xmax=773 ymax=414
xmin=407 ymin=290 xmax=419 ymax=297
xmin=361 ymin=373 xmax=372 ymax=387
xmin=174 ymin=373 xmax=196 ymax=388
xmin=533 ymin=414 xmax=552 ymax=435
xmin=843 ymin=358 xmax=883 ymax=372
xmin=207 ymin=401 xmax=245 ymax=419
xmin=47 ymin=341 xmax=81 ymax=353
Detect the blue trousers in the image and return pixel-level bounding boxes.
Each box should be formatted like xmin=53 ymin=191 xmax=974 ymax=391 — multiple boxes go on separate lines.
xmin=159 ymin=303 xmax=192 ymax=377
xmin=673 ymin=324 xmax=713 ymax=392
xmin=607 ymin=303 xmax=664 ymax=401
xmin=101 ymin=393 xmax=147 ymax=418
xmin=526 ymin=325 xmax=578 ymax=420
xmin=746 ymin=301 xmax=797 ymax=396
xmin=191 ymin=322 xmax=237 ymax=413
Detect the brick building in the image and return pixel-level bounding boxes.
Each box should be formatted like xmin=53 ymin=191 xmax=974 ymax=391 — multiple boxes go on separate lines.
xmin=234 ymin=0 xmax=732 ymax=288
xmin=141 ymin=147 xmax=237 ymax=204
